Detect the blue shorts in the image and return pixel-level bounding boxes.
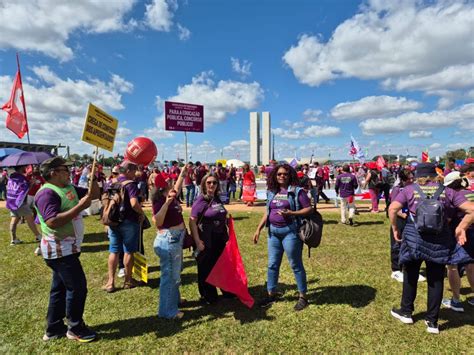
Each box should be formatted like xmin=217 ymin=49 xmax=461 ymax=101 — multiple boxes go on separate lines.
xmin=108 ymin=219 xmax=139 ymax=253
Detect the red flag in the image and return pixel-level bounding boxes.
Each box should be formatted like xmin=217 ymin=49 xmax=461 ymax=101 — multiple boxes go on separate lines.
xmin=206 ymin=217 xmax=254 ymax=308
xmin=1 ymin=70 xmax=29 ymax=139
xmin=376 ymin=155 xmax=385 ymax=171
xmin=421 ymin=151 xmax=429 ymax=162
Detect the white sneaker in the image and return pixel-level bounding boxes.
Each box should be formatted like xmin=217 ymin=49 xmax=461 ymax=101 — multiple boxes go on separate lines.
xmin=418 ymin=274 xmax=426 ymax=282
xmin=34 ymin=247 xmax=42 ymax=256
xmin=10 ymin=239 xmax=23 ymax=245
xmin=35 ymin=235 xmax=42 ymax=242
xmin=424 ymin=320 xmax=439 ymax=334
xmin=391 ymin=271 xmax=404 ymax=283
xmin=117 ymin=268 xmax=125 ymax=278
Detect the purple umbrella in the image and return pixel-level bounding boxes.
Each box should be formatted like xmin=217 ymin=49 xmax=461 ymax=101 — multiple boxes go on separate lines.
xmin=0 ymin=148 xmax=24 ymax=159
xmin=0 ymin=151 xmax=55 ymax=167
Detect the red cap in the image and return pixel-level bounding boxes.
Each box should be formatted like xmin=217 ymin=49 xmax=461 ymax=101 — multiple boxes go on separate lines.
xmin=155 ymin=173 xmax=170 ymax=189
xmin=297 ymin=171 xmax=304 ymax=178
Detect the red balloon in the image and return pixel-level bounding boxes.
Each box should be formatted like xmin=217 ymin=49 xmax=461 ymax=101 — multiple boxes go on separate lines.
xmin=125 ymin=137 xmax=157 ymax=166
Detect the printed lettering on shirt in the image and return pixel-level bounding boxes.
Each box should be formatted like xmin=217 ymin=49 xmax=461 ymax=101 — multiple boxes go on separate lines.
xmin=413 ymin=185 xmax=445 ymax=199
xmin=272 ymin=193 xmax=288 ymax=208
xmin=340 ymin=177 xmax=352 ymax=184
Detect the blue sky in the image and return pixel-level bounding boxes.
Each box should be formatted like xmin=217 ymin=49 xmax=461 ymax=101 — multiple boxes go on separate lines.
xmin=0 ymin=0 xmax=473 ymax=162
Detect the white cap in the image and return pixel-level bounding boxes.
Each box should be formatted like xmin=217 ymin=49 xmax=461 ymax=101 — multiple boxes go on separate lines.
xmin=443 ymin=171 xmax=462 ymax=186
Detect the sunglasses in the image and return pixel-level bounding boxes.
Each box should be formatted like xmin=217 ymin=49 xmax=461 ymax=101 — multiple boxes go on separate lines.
xmin=206 ymin=180 xmax=218 ymax=185
xmin=277 ymin=172 xmax=288 ymax=176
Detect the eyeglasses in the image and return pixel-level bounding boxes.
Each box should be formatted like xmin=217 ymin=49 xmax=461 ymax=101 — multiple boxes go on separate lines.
xmin=277 ymin=172 xmax=288 ymax=176
xmin=206 ymin=181 xmax=218 ymax=185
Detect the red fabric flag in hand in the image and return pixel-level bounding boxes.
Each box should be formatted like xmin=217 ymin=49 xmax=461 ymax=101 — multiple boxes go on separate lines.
xmin=376 ymin=156 xmax=386 ymax=171
xmin=206 ymin=217 xmax=254 ymax=308
xmin=1 ymin=71 xmax=29 ymax=139
xmin=421 ymin=151 xmax=429 ymax=162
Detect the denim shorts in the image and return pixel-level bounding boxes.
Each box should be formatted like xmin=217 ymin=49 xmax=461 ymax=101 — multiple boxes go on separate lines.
xmin=9 ymin=202 xmax=33 ymax=218
xmin=108 ymin=219 xmax=139 ymax=253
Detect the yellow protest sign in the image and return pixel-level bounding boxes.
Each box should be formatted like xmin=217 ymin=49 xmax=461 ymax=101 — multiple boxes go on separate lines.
xmin=81 ymin=103 xmax=118 ymax=152
xmin=132 ymin=252 xmax=148 ymax=283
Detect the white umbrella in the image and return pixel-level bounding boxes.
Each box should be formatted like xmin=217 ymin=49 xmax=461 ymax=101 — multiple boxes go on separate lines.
xmin=226 ymin=159 xmax=245 ymax=168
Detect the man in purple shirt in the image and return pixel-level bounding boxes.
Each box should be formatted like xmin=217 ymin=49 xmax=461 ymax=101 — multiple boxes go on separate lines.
xmin=35 ymin=157 xmax=100 ymax=342
xmin=104 ymin=161 xmax=145 ymax=292
xmin=335 ymin=164 xmax=358 ymax=226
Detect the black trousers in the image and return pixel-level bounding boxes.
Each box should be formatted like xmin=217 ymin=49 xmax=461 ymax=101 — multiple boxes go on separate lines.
xmin=44 ymin=254 xmax=87 ymax=335
xmin=381 ymin=183 xmax=391 ymax=208
xmin=400 ymin=260 xmax=445 ymax=323
xmin=390 ymin=217 xmax=407 ymax=272
xmin=197 ymin=221 xmax=231 ymax=302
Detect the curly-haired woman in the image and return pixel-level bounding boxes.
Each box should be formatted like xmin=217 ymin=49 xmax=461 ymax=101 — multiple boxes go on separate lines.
xmin=253 ymin=164 xmax=312 ymax=311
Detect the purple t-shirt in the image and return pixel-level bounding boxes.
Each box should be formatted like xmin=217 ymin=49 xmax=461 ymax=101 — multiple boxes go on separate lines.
xmin=35 ymin=185 xmax=87 ymax=221
xmin=191 ymin=195 xmax=227 ymax=222
xmin=117 ymin=175 xmax=140 ymax=223
xmin=335 ymin=173 xmax=358 ymax=198
xmin=449 ymin=189 xmax=474 ymax=230
xmin=152 ymin=196 xmax=184 ymax=228
xmin=6 ymin=172 xmax=29 ymax=211
xmin=394 ymin=183 xmax=466 ymax=217
xmin=268 ymin=188 xmax=311 ymax=227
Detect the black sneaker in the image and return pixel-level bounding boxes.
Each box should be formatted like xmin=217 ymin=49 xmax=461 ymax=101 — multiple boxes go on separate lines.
xmin=390 ymin=308 xmax=413 ymax=324
xmin=424 ymin=320 xmax=439 ymax=334
xmin=66 ymin=325 xmax=97 ymax=343
xmin=294 ymin=297 xmax=309 ymax=311
xmin=349 ymin=218 xmax=354 ymax=226
xmin=258 ymin=294 xmax=277 ymax=308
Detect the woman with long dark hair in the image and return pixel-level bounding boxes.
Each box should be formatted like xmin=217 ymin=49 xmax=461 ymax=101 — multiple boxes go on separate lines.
xmin=253 ymin=164 xmax=312 ymax=311
xmin=152 ymin=168 xmax=186 ymax=319
xmin=189 ymin=173 xmax=232 ymax=304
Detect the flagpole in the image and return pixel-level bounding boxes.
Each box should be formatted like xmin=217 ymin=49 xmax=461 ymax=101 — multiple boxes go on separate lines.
xmin=16 ymin=53 xmax=30 ymax=145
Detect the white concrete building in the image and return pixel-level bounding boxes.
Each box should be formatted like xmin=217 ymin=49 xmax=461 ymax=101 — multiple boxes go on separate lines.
xmin=249 ymin=112 xmax=260 ymax=167
xmin=262 ymin=112 xmax=271 ymax=166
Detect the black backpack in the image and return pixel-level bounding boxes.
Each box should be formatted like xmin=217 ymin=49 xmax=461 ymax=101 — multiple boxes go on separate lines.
xmin=412 ymin=184 xmax=445 ymax=235
xmin=368 ymin=170 xmax=384 ymax=189
xmin=288 ymin=188 xmax=324 ymax=257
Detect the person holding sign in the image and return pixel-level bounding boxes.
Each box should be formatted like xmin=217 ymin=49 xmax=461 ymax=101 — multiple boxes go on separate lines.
xmin=34 ymin=157 xmax=100 ymax=342
xmin=152 ymin=168 xmax=187 ymax=319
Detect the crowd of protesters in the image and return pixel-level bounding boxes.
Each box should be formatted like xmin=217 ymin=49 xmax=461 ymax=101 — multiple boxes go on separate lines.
xmin=2 ymin=154 xmax=474 ymax=340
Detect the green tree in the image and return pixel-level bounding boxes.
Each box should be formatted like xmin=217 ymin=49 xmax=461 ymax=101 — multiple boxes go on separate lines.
xmin=443 ymin=149 xmax=467 ymax=161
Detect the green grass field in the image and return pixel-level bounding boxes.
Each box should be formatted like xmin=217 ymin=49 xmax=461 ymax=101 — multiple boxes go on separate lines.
xmin=1 ymin=208 xmax=473 ymax=353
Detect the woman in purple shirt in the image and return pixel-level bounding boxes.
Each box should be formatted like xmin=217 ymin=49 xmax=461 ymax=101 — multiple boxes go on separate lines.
xmin=152 ymin=168 xmax=186 ymax=319
xmin=388 ymin=163 xmax=474 ymax=334
xmin=253 ymin=164 xmax=312 ymax=311
xmin=189 ymin=173 xmax=232 ymax=304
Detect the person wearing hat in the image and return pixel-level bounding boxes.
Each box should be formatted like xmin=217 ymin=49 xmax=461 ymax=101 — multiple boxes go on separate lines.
xmin=388 ymin=163 xmax=474 ymax=334
xmin=104 ymin=160 xmax=145 ymax=292
xmin=6 ymin=164 xmax=42 ymax=246
xmin=34 ymin=157 xmax=100 ymax=342
xmin=152 ymin=168 xmax=187 ymax=319
xmin=442 ymin=170 xmax=474 ymax=311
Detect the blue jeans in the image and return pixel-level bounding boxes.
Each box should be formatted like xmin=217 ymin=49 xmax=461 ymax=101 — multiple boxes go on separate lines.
xmin=267 ymin=224 xmax=307 ymax=294
xmin=44 ymin=253 xmax=87 ymax=336
xmin=108 ymin=219 xmax=139 ymax=253
xmin=153 ymin=229 xmax=184 ymax=318
xmin=185 ymin=184 xmax=195 ymax=207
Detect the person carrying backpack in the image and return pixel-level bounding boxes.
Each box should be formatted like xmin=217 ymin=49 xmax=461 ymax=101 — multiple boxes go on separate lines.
xmin=388 ymin=163 xmax=474 ymax=334
xmin=103 ymin=161 xmax=145 ymax=292
xmin=253 ymin=164 xmax=312 ymax=311
xmin=364 ymin=162 xmax=382 ymax=213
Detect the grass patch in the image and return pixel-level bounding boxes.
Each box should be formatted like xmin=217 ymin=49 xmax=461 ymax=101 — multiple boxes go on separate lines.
xmin=0 ymin=208 xmax=473 ymax=352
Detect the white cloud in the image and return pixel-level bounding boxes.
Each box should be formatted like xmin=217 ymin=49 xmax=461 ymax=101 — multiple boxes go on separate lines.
xmin=231 ymin=57 xmax=252 ymax=78
xmin=409 ymin=130 xmax=432 ymax=138
xmin=430 ymin=143 xmax=441 ymax=149
xmin=304 ymin=125 xmax=341 ymax=137
xmin=360 ymin=103 xmax=474 ymax=135
xmin=303 ymin=108 xmax=322 ymax=122
xmin=272 ymin=124 xmax=340 ymax=140
xmin=0 ymin=68 xmax=134 ymax=154
xmin=177 ymin=23 xmax=191 ymax=41
xmin=0 ymin=0 xmax=137 ymax=61
xmin=155 ymin=71 xmax=264 ymax=125
xmin=282 ymin=120 xmax=305 ymax=129
xmin=283 ymin=1 xmax=474 ymax=90
xmin=331 ymin=96 xmax=422 ymax=120
xmin=144 ymin=0 xmax=177 ymax=32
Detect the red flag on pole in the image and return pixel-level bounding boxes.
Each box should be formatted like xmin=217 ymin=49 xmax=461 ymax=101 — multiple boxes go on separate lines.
xmin=421 ymin=151 xmax=429 ymax=162
xmin=1 ymin=70 xmax=29 ymax=139
xmin=206 ymin=216 xmax=254 ymax=308
xmin=376 ymin=155 xmax=385 ymax=171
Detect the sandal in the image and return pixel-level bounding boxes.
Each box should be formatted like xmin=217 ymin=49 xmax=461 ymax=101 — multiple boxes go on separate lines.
xmin=123 ymin=279 xmax=138 ymax=289
xmin=102 ymin=284 xmax=116 ymax=293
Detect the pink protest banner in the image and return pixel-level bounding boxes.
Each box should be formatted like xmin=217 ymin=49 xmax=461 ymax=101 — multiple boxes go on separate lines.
xmin=165 ymin=101 xmax=204 ymax=133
